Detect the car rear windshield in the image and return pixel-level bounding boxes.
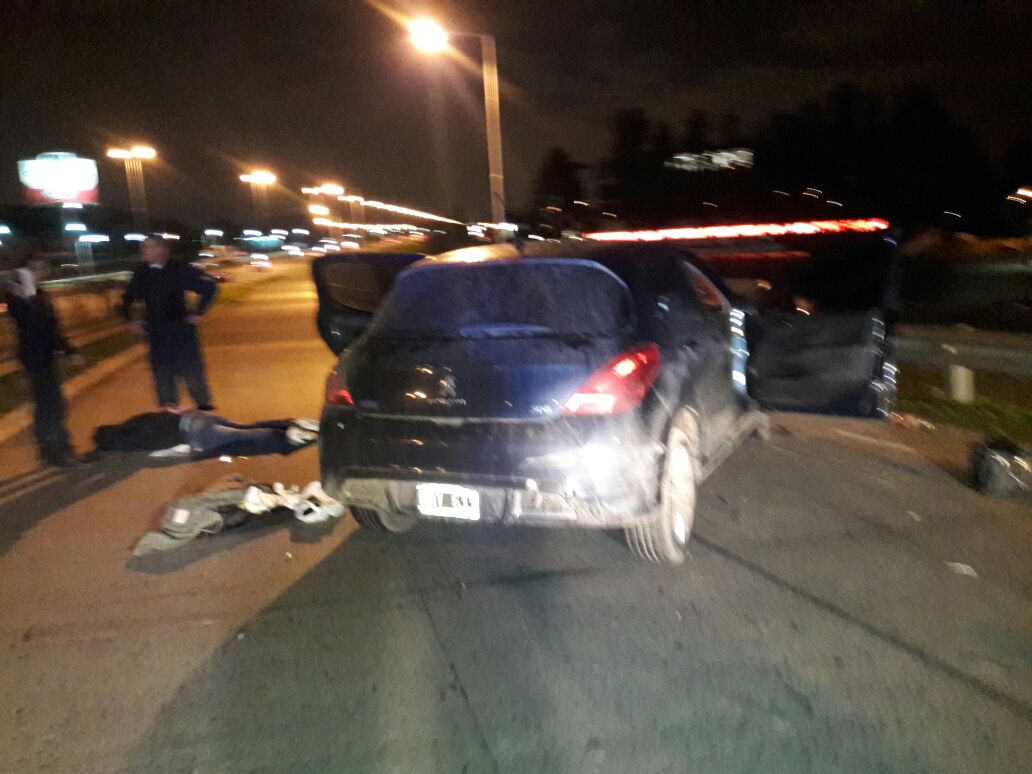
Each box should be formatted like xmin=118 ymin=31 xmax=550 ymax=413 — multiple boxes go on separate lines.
xmin=369 ymin=259 xmax=634 ymax=339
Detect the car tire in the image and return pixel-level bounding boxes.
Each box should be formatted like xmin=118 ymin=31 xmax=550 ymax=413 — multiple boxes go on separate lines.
xmin=349 ymin=506 xmax=418 ymax=533
xmin=625 ymin=411 xmax=699 ymax=565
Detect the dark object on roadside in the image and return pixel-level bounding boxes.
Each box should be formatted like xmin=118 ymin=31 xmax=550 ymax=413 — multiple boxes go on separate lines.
xmin=93 ymin=411 xmax=182 ymax=451
xmin=972 ymin=439 xmax=1032 ymax=498
xmin=93 ymin=411 xmax=318 ymax=458
xmin=314 ymin=229 xmax=899 ymax=565
xmin=4 ymin=258 xmax=84 ymax=466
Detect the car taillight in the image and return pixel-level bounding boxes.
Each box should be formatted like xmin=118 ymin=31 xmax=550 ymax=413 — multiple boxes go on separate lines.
xmin=325 ymin=369 xmax=354 ymax=407
xmin=562 ymin=343 xmax=661 ymax=415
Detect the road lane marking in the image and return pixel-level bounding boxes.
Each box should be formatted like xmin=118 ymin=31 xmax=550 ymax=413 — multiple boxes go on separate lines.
xmin=833 ymin=428 xmax=917 ymax=454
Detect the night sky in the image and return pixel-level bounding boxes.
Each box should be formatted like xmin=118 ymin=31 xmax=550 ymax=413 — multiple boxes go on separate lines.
xmin=0 ymin=1 xmax=1028 ymax=226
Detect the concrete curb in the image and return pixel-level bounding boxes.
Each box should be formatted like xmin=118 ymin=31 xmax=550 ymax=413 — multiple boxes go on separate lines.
xmin=0 ymin=344 xmax=148 ymax=445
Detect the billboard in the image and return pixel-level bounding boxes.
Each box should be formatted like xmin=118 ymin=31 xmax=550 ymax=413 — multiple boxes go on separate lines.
xmin=18 ymin=152 xmax=99 ymax=204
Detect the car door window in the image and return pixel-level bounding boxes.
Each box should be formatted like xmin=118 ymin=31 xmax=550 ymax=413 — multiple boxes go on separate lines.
xmin=683 ymin=263 xmax=729 ymax=313
xmin=631 ymin=255 xmax=696 ymax=342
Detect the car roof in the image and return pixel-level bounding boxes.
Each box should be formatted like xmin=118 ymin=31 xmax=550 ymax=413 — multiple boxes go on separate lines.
xmin=418 ymin=239 xmax=737 ymax=299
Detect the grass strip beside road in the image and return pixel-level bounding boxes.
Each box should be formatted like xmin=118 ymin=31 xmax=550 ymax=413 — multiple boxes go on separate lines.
xmin=900 ymin=397 xmax=1032 ymax=443
xmin=899 ymin=365 xmax=1032 ymax=441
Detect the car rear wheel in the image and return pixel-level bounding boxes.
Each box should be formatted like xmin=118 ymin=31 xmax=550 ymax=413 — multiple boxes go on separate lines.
xmin=349 ymin=506 xmax=418 ymax=533
xmin=625 ymin=411 xmax=698 ymax=565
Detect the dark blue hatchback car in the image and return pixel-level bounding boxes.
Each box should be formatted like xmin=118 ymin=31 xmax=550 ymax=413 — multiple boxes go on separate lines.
xmin=314 ymin=231 xmax=897 ymax=564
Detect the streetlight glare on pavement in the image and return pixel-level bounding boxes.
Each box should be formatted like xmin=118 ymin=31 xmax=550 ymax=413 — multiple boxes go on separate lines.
xmin=409 ymin=17 xmax=449 ymax=53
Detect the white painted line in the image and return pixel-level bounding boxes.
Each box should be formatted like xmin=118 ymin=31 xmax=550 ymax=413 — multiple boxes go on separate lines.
xmin=832 ymin=428 xmax=917 ymax=455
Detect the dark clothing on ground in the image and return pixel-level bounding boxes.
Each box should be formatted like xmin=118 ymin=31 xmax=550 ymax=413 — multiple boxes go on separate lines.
xmin=93 ymin=411 xmax=302 ymax=457
xmin=148 ymin=323 xmax=211 ymax=407
xmin=120 ymin=261 xmax=217 ymax=407
xmin=92 ymin=411 xmax=182 ymax=451
xmin=5 ymin=284 xmax=76 ymax=460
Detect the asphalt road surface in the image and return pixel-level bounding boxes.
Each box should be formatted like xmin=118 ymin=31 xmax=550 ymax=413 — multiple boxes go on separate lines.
xmin=2 ymin=261 xmax=1031 ymax=773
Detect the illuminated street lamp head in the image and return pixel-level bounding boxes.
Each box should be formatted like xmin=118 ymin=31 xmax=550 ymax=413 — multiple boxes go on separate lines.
xmin=108 ymin=146 xmax=157 ymax=160
xmin=410 ymin=17 xmax=449 ymax=53
xmin=240 ymin=170 xmax=277 ymax=185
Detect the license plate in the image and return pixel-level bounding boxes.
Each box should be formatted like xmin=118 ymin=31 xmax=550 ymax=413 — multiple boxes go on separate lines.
xmin=416 ymin=484 xmax=480 ymax=520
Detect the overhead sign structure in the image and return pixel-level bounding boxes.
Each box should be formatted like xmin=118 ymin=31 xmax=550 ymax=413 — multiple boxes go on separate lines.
xmin=18 ymin=152 xmax=99 ymax=204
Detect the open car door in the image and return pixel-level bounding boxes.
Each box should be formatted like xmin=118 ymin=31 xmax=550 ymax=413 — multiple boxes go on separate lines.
xmin=311 ymin=253 xmax=423 ymax=355
xmin=745 ymin=309 xmax=892 ymax=415
xmin=701 ymin=232 xmax=899 ymax=417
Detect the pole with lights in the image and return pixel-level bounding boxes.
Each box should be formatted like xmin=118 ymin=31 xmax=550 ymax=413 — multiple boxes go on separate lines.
xmin=107 ymin=145 xmax=157 ymax=230
xmin=409 ymin=17 xmax=506 ymax=225
xmin=239 ymin=169 xmax=277 ymax=230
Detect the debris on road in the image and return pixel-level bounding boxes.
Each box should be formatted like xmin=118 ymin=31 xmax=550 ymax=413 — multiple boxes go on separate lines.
xmin=972 ymin=440 xmax=1032 ymax=498
xmin=906 ymin=510 xmax=922 ymax=522
xmin=945 ymin=562 xmax=979 ymax=577
xmin=889 ymin=412 xmax=935 ymax=431
xmin=131 ymin=475 xmax=345 ymax=556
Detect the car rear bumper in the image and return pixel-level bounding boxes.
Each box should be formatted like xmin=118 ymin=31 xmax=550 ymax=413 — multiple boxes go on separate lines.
xmin=329 ymin=474 xmax=657 ymax=528
xmin=320 ymin=408 xmax=663 ymax=528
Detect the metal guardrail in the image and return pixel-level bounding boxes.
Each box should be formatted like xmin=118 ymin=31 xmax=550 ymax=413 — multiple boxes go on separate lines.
xmin=893 ymin=325 xmax=1032 ymax=402
xmin=894 ymin=327 xmax=1032 ymax=376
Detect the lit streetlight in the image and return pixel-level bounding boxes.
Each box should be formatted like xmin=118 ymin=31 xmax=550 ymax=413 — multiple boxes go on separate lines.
xmin=239 ymin=169 xmax=277 ymax=228
xmin=409 ymin=17 xmax=506 ymax=225
xmin=107 ymin=145 xmax=157 ymax=229
xmin=409 ymin=17 xmax=449 ymax=53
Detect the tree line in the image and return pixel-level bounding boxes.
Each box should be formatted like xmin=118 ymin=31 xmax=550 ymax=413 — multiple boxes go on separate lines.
xmin=534 ymin=83 xmax=1031 ymax=235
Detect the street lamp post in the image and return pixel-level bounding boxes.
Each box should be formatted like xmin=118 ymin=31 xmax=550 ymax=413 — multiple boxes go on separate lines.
xmin=239 ymin=169 xmax=277 ymax=230
xmin=107 ymin=145 xmax=156 ymax=230
xmin=410 ymin=18 xmax=506 ymax=225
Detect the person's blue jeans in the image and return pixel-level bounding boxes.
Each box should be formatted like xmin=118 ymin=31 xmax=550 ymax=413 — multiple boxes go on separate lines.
xmin=179 ymin=413 xmax=294 ymax=456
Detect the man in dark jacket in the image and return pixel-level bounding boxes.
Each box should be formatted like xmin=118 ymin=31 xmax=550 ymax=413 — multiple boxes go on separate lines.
xmin=5 ymin=256 xmax=84 ymax=466
xmin=121 ymin=236 xmax=218 ymax=409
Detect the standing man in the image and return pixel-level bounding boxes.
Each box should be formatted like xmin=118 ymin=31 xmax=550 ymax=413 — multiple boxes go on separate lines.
xmin=5 ymin=256 xmax=85 ymax=467
xmin=121 ymin=236 xmax=218 ymax=410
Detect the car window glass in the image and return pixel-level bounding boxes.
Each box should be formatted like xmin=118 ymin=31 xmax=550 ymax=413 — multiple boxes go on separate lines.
xmin=684 ymin=264 xmax=728 ymax=312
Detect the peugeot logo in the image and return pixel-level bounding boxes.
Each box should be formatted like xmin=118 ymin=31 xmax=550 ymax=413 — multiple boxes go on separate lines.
xmin=438 ymin=375 xmax=458 ymax=399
